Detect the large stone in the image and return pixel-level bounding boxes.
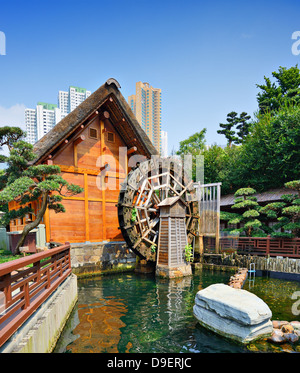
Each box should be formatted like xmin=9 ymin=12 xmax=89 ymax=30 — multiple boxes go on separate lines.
xmin=267 ymin=329 xmax=286 ymax=344
xmin=193 ymin=283 xmax=273 ymax=344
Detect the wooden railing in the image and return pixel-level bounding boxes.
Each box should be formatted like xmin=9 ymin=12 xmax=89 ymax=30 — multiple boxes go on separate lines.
xmin=219 ymin=236 xmax=300 ymax=258
xmin=0 ymin=243 xmax=71 ymax=348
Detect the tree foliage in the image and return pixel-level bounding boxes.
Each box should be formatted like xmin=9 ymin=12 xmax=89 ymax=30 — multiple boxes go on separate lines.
xmin=217 ymin=111 xmax=251 ymax=147
xmin=229 ymin=187 xmax=262 ymax=237
xmin=235 ymin=112 xmax=251 ymax=143
xmin=0 ymin=127 xmax=26 ymax=163
xmin=217 ymin=111 xmax=239 ymax=147
xmin=176 ymin=129 xmax=206 ymax=181
xmin=260 ymin=180 xmax=300 ymax=238
xmin=256 ymin=65 xmax=300 ymax=114
xmin=0 ymin=128 xmax=83 ymax=252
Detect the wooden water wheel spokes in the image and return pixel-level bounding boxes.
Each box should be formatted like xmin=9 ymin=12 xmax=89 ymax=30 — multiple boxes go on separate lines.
xmin=117 ymin=157 xmax=199 ymax=262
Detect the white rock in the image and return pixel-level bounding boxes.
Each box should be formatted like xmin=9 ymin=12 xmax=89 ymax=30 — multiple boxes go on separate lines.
xmin=193 ymin=283 xmax=273 ymax=344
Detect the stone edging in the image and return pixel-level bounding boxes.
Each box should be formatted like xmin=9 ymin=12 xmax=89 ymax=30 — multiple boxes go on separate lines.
xmin=228 ymin=268 xmax=248 ymax=289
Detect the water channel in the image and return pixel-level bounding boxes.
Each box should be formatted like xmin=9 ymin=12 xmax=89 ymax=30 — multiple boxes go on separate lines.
xmin=54 ymin=270 xmax=300 ymax=353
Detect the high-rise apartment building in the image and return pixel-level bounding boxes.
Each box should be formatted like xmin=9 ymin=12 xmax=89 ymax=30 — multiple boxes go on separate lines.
xmin=58 ymin=86 xmax=91 ymax=119
xmin=26 ymin=86 xmax=91 ymax=144
xmin=25 ymin=102 xmax=61 ymax=145
xmin=128 ymin=82 xmax=162 ymax=153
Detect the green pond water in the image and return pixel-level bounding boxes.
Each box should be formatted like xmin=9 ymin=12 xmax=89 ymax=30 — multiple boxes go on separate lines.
xmin=53 ymin=271 xmax=300 ymax=353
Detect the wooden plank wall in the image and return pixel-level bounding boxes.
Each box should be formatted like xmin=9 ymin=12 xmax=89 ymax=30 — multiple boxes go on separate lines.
xmin=47 ymin=116 xmax=127 ymax=243
xmin=157 ymin=218 xmax=169 ymax=265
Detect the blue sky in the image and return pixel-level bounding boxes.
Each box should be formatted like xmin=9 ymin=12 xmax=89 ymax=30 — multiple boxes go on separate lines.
xmin=0 ymin=0 xmax=300 ymax=153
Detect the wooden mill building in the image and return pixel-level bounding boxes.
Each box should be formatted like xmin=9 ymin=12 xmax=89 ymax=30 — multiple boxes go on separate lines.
xmin=8 ymin=79 xmax=158 ymax=245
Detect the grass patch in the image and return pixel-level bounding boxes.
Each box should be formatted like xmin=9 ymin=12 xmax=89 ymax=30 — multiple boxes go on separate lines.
xmin=0 ymin=248 xmax=50 ymax=267
xmin=0 ymin=248 xmax=23 ymax=264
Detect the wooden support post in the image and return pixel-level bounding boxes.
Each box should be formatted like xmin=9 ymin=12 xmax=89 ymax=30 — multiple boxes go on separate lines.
xmin=266 ymin=235 xmax=270 ymax=256
xmin=215 ymin=183 xmax=221 ymax=254
xmin=84 ymin=173 xmax=89 ymax=242
xmin=199 ymin=234 xmax=204 ymax=256
xmin=100 ymin=120 xmax=107 ymax=240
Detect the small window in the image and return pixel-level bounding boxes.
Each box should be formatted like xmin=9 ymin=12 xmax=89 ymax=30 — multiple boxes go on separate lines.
xmin=89 ymin=127 xmax=98 ymax=139
xmin=107 ymin=132 xmax=115 ymax=143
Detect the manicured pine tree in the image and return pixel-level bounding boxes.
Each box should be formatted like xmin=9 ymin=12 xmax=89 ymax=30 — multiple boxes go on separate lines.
xmin=235 ymin=112 xmax=251 ymax=143
xmin=217 ymin=111 xmax=239 ymax=148
xmin=260 ymin=180 xmax=300 ymax=238
xmin=228 ymin=187 xmax=262 ymax=237
xmin=0 ymin=127 xmax=84 ymax=253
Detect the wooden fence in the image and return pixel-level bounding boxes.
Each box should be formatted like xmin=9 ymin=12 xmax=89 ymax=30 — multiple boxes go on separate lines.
xmin=0 ymin=243 xmax=71 ymax=348
xmin=204 ymin=236 xmax=300 ymax=258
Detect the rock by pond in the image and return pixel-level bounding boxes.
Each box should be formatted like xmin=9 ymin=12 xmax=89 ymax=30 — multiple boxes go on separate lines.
xmin=193 ymin=283 xmax=273 ymax=344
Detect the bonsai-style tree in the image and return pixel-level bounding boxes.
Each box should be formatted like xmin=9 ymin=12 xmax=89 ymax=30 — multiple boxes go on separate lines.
xmin=260 ymin=180 xmax=300 ymax=238
xmin=235 ymin=112 xmax=251 ymax=143
xmin=0 ymin=126 xmax=25 ymax=151
xmin=227 ymin=187 xmax=262 ymax=237
xmin=217 ymin=112 xmax=239 ymax=148
xmin=0 ymin=132 xmax=83 ymax=253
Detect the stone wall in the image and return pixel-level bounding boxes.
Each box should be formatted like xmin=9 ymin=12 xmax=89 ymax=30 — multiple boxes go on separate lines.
xmin=202 ymin=253 xmax=300 ymax=275
xmin=70 ymin=241 xmax=136 ymax=277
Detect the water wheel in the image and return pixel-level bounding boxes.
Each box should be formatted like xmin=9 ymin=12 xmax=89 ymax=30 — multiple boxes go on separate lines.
xmin=117 ymin=157 xmax=199 ymax=262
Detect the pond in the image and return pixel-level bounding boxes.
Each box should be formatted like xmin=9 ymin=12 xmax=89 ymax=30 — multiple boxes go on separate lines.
xmin=53 ymin=271 xmax=300 ymax=353
xmin=243 ymin=276 xmax=300 ymax=322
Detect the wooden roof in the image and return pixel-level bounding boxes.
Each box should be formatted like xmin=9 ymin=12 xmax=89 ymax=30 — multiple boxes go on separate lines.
xmin=220 ymin=188 xmax=298 ymax=207
xmin=31 ymin=78 xmax=158 ymax=165
xmin=157 ymin=196 xmax=188 ymax=207
xmin=157 ymin=196 xmax=181 ymax=207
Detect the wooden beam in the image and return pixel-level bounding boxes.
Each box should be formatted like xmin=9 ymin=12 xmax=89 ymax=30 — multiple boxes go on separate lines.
xmin=115 ymin=118 xmax=126 ymax=126
xmin=127 ymin=146 xmax=137 ymax=155
xmin=100 ymin=119 xmax=106 ymax=240
xmin=61 ymin=196 xmax=118 ymax=203
xmin=57 ymin=164 xmax=126 ymax=178
xmin=84 ymin=173 xmax=89 ymax=242
xmin=99 ymin=163 xmax=110 ymax=172
xmin=103 ymin=111 xmax=110 ymax=119
xmin=74 ymin=135 xmax=85 ymax=146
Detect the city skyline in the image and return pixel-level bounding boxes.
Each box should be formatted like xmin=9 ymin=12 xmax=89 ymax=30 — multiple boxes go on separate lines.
xmin=0 ymin=0 xmax=300 ymax=153
xmin=25 ymin=85 xmax=91 ymax=144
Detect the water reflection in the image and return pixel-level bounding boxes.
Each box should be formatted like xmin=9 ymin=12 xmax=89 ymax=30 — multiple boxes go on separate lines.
xmin=54 ymin=271 xmax=248 ymax=353
xmin=243 ymin=276 xmax=300 ymax=321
